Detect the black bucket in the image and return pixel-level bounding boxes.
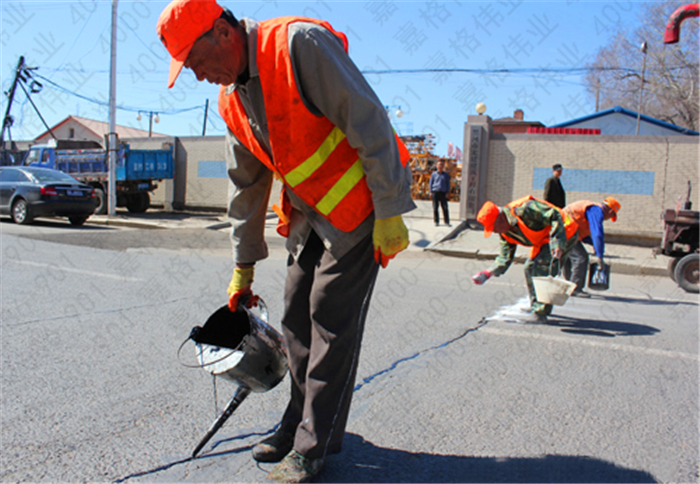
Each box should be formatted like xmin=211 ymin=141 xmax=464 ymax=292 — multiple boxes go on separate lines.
xmin=588 ymin=262 xmax=610 ymax=291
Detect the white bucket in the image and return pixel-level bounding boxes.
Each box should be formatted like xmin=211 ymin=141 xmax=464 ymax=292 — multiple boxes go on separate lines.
xmin=532 ymin=276 xmax=577 ymax=306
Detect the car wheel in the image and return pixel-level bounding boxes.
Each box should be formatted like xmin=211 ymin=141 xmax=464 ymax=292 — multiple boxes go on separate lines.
xmin=94 ymin=188 xmax=107 ymax=215
xmin=11 ymin=198 xmax=32 ymax=225
xmin=674 ymin=253 xmax=699 ymax=294
xmin=668 ymin=257 xmax=680 ymax=282
xmin=69 ymin=216 xmax=88 ymax=226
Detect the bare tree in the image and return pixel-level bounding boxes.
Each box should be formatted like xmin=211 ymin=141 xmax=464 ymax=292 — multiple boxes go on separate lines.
xmin=585 ymin=1 xmax=699 ymax=131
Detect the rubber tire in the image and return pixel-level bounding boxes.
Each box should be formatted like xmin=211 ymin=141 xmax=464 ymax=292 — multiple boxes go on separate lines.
xmin=94 ymin=188 xmax=107 ymax=215
xmin=11 ymin=198 xmax=32 ymax=225
xmin=668 ymin=257 xmax=680 ymax=282
xmin=126 ymin=192 xmax=150 ymax=213
xmin=69 ymin=216 xmax=88 ymax=226
xmin=674 ymin=253 xmax=699 ymax=294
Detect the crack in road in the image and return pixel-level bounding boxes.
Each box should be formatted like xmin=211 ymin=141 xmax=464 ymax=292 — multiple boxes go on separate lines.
xmin=113 ymin=316 xmax=491 ymax=482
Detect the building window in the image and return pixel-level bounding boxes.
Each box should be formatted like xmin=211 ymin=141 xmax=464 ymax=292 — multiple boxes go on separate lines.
xmin=69 ymin=128 xmax=75 ymax=139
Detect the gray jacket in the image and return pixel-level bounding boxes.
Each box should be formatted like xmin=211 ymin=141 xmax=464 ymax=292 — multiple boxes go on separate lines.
xmin=225 ymin=18 xmax=415 ymax=264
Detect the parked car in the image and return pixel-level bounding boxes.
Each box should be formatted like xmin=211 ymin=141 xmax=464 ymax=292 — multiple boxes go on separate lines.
xmin=0 ymin=166 xmax=96 ymax=226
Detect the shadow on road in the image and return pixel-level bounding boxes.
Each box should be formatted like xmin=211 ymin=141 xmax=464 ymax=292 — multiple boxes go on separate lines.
xmin=547 ymin=315 xmax=660 ymax=337
xmin=323 ymin=433 xmax=657 ymax=483
xmin=593 ymin=294 xmax=697 ymax=307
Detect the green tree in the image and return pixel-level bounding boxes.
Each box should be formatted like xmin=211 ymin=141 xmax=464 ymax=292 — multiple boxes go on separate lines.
xmin=585 ymin=1 xmax=698 ymax=131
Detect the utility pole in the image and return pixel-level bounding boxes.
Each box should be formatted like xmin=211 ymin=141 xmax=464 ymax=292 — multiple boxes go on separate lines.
xmin=108 ymin=0 xmax=119 ymax=216
xmin=635 ymin=41 xmax=648 ymax=136
xmin=1 ymin=56 xmax=25 ymax=150
xmin=202 ymin=99 xmax=209 ymax=136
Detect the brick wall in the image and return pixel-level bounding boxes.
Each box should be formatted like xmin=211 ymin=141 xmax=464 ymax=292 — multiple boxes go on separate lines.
xmin=485 ymin=133 xmax=699 ymax=237
xmin=126 ymin=132 xmax=698 ymax=238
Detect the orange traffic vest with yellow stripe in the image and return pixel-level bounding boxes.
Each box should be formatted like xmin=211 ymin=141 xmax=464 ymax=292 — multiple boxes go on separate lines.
xmin=501 ymin=195 xmax=578 ymax=258
xmin=563 ymin=200 xmax=600 ymax=240
xmin=218 ymin=16 xmax=410 ymax=236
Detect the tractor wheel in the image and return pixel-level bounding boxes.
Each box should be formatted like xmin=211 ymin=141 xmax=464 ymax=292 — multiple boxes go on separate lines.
xmin=668 ymin=257 xmax=680 ymax=282
xmin=674 ymin=253 xmax=699 ymax=294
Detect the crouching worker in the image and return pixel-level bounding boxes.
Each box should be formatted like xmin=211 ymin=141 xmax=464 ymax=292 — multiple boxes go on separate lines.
xmin=563 ymin=197 xmax=621 ymax=297
xmin=471 ymin=196 xmax=579 ymax=320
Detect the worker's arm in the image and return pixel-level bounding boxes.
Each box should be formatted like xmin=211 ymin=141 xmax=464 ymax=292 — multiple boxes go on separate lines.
xmin=288 ymin=23 xmax=415 ymax=220
xmin=224 ymin=131 xmax=273 ymax=265
xmin=488 ymin=237 xmax=518 ymax=277
xmin=585 ymin=205 xmax=606 ymax=258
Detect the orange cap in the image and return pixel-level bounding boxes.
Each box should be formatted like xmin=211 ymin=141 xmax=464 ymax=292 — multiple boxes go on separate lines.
xmin=157 ymin=0 xmax=224 ymax=88
xmin=477 ymin=201 xmax=500 ymax=237
xmin=603 ymin=196 xmax=621 ymax=221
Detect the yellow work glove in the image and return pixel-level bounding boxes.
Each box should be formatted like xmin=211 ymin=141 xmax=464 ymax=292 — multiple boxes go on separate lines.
xmin=373 ymin=215 xmax=409 ymax=268
xmin=227 ymin=266 xmax=258 ymax=311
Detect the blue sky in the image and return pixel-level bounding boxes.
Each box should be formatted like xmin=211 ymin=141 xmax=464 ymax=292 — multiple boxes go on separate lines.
xmin=1 ymin=1 xmax=646 ymax=156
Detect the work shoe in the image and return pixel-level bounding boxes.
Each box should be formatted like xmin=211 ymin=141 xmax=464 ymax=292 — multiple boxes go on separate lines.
xmin=252 ymin=430 xmax=294 ymax=463
xmin=572 ymin=290 xmax=591 ymax=298
xmin=267 ymin=450 xmax=324 ymax=483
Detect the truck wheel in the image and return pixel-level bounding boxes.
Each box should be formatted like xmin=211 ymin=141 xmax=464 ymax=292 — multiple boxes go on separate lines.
xmin=668 ymin=257 xmax=680 ymax=282
xmin=126 ymin=192 xmax=150 ymax=213
xmin=94 ymin=188 xmax=107 ymax=215
xmin=674 ymin=253 xmax=699 ymax=294
xmin=12 ymin=198 xmax=33 ymax=225
xmin=69 ymin=216 xmax=88 ymax=226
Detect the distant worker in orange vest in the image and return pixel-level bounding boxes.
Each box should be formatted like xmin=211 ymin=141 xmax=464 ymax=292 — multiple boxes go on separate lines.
xmin=563 ymin=197 xmax=621 ymax=297
xmin=471 ymin=196 xmax=579 ymax=320
xmin=157 ymin=1 xmax=416 ymax=481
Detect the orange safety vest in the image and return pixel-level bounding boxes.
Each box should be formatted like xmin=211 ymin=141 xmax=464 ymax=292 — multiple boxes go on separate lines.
xmin=563 ymin=200 xmax=601 ymax=240
xmin=218 ymin=16 xmax=410 ymax=237
xmin=501 ymin=195 xmax=578 ymax=259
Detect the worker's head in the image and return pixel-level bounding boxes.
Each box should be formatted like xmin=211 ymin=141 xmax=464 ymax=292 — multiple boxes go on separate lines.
xmin=157 ymin=0 xmax=247 ymax=88
xmin=602 ymin=196 xmax=621 ymax=222
xmin=552 ymin=163 xmax=563 ymax=177
xmin=477 ymin=201 xmax=511 ymax=237
xmin=436 ymin=160 xmax=445 ymax=172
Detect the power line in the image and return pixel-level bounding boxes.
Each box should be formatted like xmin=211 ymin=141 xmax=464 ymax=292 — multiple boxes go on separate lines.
xmin=33 ymin=73 xmax=205 ymax=116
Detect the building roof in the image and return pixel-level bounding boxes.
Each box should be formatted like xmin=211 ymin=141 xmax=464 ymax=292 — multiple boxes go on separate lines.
xmin=34 ymin=115 xmax=167 ymax=141
xmin=551 ymin=106 xmax=699 ymax=136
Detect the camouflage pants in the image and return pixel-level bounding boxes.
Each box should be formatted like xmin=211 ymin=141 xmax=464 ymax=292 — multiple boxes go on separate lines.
xmin=524 ymin=235 xmax=578 ymax=315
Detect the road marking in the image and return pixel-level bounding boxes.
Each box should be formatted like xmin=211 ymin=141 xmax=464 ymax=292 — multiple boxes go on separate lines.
xmin=480 ymin=326 xmax=698 ymax=361
xmin=6 ymin=259 xmax=143 ymax=282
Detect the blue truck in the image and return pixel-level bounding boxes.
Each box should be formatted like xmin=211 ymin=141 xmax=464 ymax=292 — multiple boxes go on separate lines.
xmin=22 ymin=140 xmax=174 ymax=214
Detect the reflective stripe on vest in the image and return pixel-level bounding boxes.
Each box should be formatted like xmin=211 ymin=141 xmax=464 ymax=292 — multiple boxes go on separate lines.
xmin=284 ymin=126 xmax=346 ymax=188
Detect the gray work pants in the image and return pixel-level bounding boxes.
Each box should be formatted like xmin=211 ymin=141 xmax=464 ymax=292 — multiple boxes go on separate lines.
xmin=564 ymin=240 xmax=589 ymax=292
xmin=279 ymin=230 xmax=378 ymax=460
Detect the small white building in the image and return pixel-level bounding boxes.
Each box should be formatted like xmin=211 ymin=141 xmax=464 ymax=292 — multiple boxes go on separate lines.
xmin=34 ymin=115 xmax=167 ymax=145
xmin=551 ymin=106 xmax=698 ymax=136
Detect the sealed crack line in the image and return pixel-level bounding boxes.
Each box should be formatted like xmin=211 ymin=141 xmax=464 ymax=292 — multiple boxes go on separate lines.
xmin=5 ymin=297 xmax=192 ymax=328
xmin=113 ymin=428 xmax=274 ymax=483
xmin=353 ymin=317 xmax=489 ymax=392
xmin=113 ymin=319 xmax=491 ymax=482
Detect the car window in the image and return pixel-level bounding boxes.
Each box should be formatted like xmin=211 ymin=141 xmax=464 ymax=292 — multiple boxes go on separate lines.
xmin=16 ymin=171 xmax=30 ymax=183
xmin=0 ymin=169 xmax=20 ymax=183
xmin=24 ymin=150 xmax=39 ymax=165
xmin=29 ymin=170 xmax=78 ymax=183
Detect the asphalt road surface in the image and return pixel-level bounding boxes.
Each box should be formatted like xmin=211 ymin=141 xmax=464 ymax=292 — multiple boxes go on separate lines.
xmin=2 ymin=219 xmax=698 ymax=483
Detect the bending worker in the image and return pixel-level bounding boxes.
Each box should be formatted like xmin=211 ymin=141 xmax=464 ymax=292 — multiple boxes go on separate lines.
xmin=157 ymin=1 xmax=415 ymax=482
xmin=472 ymin=195 xmax=579 ymax=320
xmin=563 ymin=197 xmax=621 ymax=297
